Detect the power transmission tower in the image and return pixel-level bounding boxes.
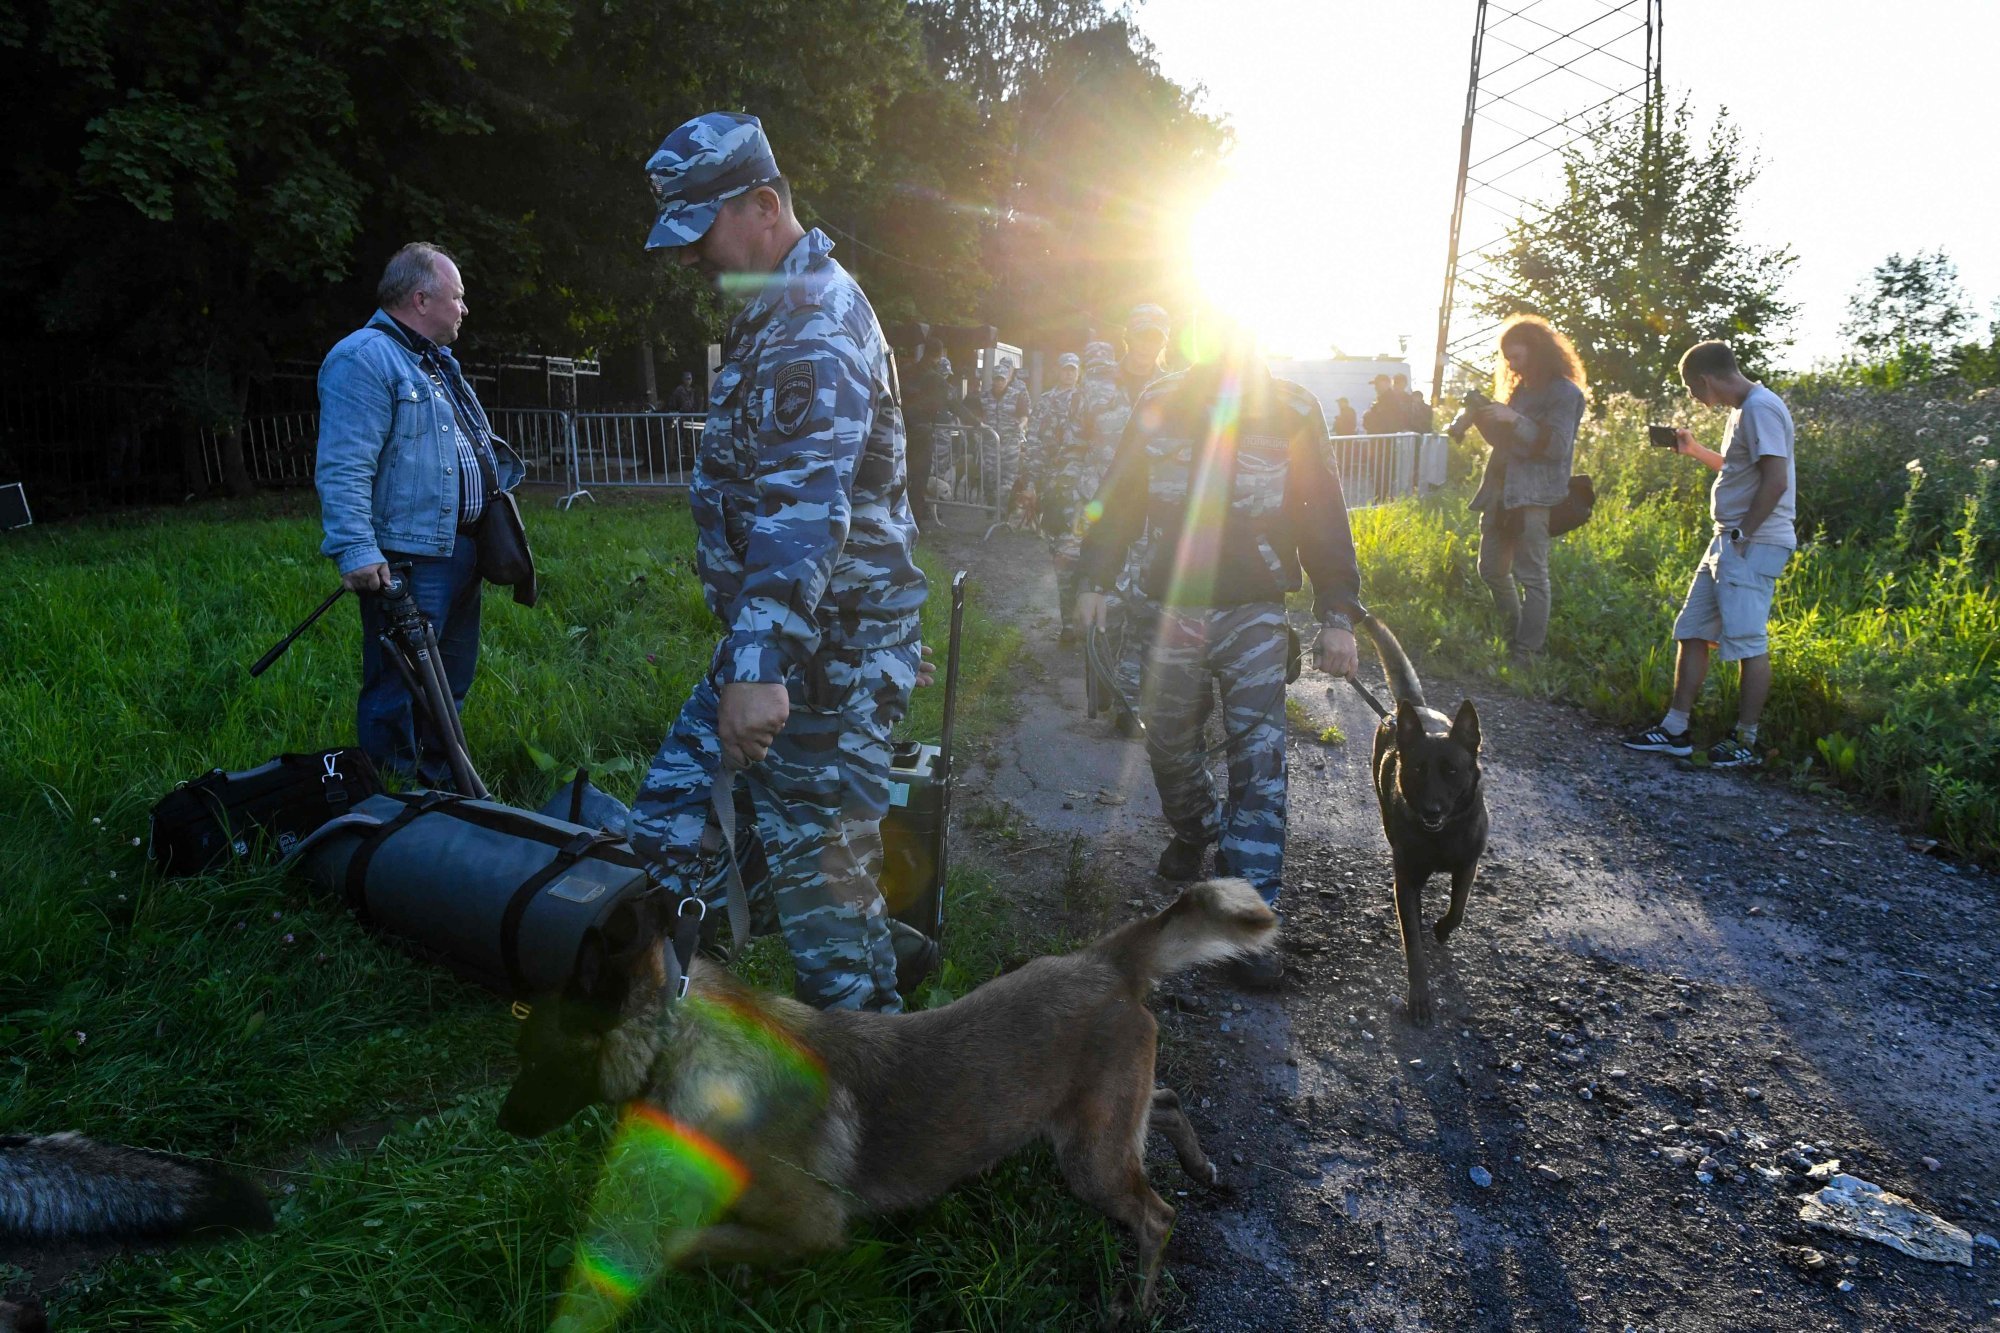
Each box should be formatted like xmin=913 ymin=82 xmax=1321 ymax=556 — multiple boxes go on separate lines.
xmin=1430 ymin=0 xmax=1664 ymax=401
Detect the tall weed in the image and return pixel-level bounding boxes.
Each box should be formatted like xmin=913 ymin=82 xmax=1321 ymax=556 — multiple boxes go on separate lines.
xmin=1356 ymin=396 xmax=1999 ymax=861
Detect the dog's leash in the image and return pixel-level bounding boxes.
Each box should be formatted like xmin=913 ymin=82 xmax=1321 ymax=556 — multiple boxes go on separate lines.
xmin=707 ymin=759 xmax=755 ymax=960
xmin=648 ymin=758 xmax=759 ymax=1007
xmin=1346 ymin=674 xmax=1392 ymax=720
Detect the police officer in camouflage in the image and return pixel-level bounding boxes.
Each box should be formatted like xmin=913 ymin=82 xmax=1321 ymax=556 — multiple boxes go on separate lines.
xmin=627 ymin=112 xmax=927 ymax=1013
xmin=1076 ymin=332 xmax=1362 ymax=987
xmin=1107 ymin=305 xmax=1173 ymax=726
xmin=1028 ymin=351 xmax=1082 ymax=594
xmin=979 ymin=355 xmax=1033 ymax=511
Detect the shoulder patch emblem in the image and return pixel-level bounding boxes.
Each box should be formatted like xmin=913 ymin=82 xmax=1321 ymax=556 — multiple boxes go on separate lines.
xmin=773 ymin=360 xmax=817 ymax=436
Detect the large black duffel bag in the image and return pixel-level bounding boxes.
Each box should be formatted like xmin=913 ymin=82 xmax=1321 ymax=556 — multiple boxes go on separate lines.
xmin=148 ymin=749 xmax=382 ymax=875
xmin=288 ymin=790 xmax=658 ymax=998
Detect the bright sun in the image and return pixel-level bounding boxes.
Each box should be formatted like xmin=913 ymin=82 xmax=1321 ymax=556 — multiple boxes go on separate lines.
xmin=1184 ymin=178 xmax=1329 ymax=358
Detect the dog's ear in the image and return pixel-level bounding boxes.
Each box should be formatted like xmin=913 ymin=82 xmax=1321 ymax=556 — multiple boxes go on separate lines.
xmin=1396 ymin=698 xmax=1426 ymax=748
xmin=566 ymin=922 xmax=638 ymax=1019
xmin=1450 ymin=699 xmax=1481 ymax=754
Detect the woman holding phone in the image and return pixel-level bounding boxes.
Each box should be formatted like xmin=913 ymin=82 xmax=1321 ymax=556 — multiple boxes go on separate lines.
xmin=1452 ymin=314 xmax=1589 ymax=664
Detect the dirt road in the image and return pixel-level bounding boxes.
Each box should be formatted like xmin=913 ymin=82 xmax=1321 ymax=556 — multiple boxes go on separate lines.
xmin=934 ymin=524 xmax=2000 ymax=1332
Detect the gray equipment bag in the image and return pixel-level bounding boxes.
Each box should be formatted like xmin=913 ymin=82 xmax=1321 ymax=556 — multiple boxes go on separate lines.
xmin=289 ymin=790 xmax=657 ymax=998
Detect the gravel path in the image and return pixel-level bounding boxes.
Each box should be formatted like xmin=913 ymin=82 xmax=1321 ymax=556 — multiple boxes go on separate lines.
xmin=935 ymin=523 xmax=2000 ymax=1332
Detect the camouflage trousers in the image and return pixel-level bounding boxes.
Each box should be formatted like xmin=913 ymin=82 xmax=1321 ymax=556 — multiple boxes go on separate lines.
xmin=981 ymin=424 xmax=1024 ymax=504
xmin=1142 ymin=603 xmax=1290 ymax=904
xmin=627 ymin=639 xmax=920 ymax=1013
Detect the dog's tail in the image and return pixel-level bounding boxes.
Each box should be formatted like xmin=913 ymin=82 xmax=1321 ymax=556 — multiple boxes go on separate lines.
xmin=1358 ymin=612 xmax=1425 ymax=708
xmin=0 ymin=1133 xmax=273 ymax=1242
xmin=1095 ymin=878 xmax=1279 ymax=993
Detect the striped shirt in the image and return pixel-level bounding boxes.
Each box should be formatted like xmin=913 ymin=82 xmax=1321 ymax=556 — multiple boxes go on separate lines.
xmin=371 ymin=316 xmax=497 ymax=526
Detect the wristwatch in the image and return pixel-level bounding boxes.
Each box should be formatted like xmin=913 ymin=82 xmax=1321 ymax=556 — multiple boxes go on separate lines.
xmin=1321 ymin=613 xmax=1354 ymax=634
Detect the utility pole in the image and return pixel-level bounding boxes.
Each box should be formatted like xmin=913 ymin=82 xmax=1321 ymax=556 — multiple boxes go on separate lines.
xmin=1431 ymin=0 xmax=1663 ymax=403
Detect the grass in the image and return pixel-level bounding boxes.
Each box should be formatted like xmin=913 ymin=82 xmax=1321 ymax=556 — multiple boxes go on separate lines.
xmin=0 ymin=491 xmax=1147 ymax=1330
xmin=1341 ymin=396 xmax=2000 ymax=862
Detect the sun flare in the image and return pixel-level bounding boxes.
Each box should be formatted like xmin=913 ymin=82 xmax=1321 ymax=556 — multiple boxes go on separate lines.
xmin=1184 ymin=178 xmax=1330 ymax=358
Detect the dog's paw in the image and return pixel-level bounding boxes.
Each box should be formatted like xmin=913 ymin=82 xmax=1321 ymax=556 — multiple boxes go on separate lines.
xmin=1204 ymin=1160 xmax=1220 ymax=1188
xmin=1407 ymin=991 xmax=1435 ymax=1028
xmin=1432 ymin=920 xmax=1455 ymax=945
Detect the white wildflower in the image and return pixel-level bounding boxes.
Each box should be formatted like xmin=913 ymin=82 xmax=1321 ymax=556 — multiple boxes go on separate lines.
xmin=1905 ymin=458 xmax=1924 ymax=474
xmin=1979 ymin=458 xmax=1999 ymax=472
xmin=129 ymin=837 xmax=140 ymax=847
xmin=1971 ymin=435 xmax=1991 ymax=449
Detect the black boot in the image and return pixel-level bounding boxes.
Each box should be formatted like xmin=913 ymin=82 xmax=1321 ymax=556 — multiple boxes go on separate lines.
xmin=1157 ymin=836 xmax=1207 ymax=882
xmin=887 ymin=919 xmax=939 ymax=998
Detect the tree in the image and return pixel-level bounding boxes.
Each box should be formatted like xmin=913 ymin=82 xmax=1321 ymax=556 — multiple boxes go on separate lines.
xmin=982 ymin=20 xmax=1228 ymax=342
xmin=1477 ymin=97 xmax=1796 ymax=402
xmin=1840 ymin=250 xmax=1973 ymax=359
xmin=912 ymin=0 xmax=1132 ymax=111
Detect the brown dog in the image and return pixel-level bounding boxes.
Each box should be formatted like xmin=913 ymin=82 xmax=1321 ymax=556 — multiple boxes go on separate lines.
xmin=499 ymin=878 xmax=1277 ymax=1314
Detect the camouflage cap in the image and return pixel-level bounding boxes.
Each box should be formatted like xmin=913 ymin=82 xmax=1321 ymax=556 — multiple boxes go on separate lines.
xmin=1126 ymin=304 xmax=1171 ymax=336
xmin=1057 ymin=352 xmax=1081 ymax=371
xmin=996 ymin=356 xmax=1017 ymax=374
xmin=1082 ymin=341 xmax=1117 ymax=370
xmin=643 ymin=112 xmax=782 ymax=251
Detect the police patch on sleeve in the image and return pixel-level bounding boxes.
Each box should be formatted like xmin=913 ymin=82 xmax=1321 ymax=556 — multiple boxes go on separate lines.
xmin=773 ymin=360 xmax=817 ymax=436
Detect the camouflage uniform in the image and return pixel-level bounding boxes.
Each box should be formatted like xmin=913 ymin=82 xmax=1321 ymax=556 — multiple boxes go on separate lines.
xmin=1110 ymin=306 xmax=1172 ymax=707
xmin=627 ymin=113 xmax=927 ymax=1012
xmin=1049 ymin=341 xmax=1125 ymax=639
xmin=1027 ymin=353 xmax=1081 ymax=624
xmin=1077 ymin=358 xmax=1362 ymax=905
xmin=978 ymin=359 xmax=1033 ymax=508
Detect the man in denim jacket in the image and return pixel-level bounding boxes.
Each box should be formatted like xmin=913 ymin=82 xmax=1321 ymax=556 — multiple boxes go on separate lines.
xmin=315 ymin=243 xmax=524 ymax=786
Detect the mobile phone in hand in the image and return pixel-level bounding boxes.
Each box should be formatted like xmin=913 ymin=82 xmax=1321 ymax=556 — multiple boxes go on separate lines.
xmin=1647 ymin=424 xmax=1679 ymax=449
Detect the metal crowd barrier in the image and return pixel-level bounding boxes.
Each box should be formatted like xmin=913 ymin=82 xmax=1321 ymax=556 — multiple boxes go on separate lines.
xmin=919 ymin=422 xmax=1003 ymax=516
xmin=205 ymin=408 xmax=706 ymax=506
xmin=198 ymin=412 xmax=321 ymax=487
xmin=1329 ymin=432 xmax=1449 ymax=509
xmin=202 ymin=412 xmax=1445 ymax=515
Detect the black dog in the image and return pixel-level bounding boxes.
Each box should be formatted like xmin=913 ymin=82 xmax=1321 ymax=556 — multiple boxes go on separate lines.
xmin=1359 ymin=614 xmax=1489 ymax=1028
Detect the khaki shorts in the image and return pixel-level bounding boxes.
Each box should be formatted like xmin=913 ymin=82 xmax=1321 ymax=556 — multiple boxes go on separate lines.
xmin=1672 ymin=535 xmax=1791 ymax=661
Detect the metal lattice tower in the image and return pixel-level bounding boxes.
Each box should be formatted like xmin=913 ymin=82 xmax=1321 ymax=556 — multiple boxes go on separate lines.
xmin=1430 ymin=0 xmax=1664 ymax=401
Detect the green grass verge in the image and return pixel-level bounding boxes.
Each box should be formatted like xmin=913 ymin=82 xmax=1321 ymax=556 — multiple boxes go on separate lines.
xmin=1 ymin=492 xmax=1150 ymax=1330
xmin=1338 ymin=403 xmax=1999 ymax=861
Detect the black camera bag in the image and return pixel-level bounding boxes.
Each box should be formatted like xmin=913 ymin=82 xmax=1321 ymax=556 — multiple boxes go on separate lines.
xmin=147 ymin=749 xmax=383 ymax=876
xmin=1547 ymin=472 xmax=1596 ymax=538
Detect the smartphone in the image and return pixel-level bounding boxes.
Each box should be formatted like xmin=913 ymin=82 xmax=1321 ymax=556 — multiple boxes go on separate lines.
xmin=1647 ymin=424 xmax=1679 ymax=449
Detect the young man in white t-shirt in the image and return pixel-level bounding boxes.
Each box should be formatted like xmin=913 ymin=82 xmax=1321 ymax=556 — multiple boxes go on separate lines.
xmin=1623 ymin=340 xmax=1796 ymax=769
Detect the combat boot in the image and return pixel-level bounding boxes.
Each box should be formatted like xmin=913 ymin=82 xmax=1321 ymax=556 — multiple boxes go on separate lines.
xmin=1156 ymin=835 xmax=1207 ymax=882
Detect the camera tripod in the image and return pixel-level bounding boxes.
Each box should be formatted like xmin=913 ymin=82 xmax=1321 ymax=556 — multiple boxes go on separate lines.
xmin=251 ymin=567 xmax=489 ymax=798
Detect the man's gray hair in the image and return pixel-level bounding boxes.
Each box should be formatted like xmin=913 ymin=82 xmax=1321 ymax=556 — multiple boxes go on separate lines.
xmin=377 ymin=243 xmax=458 ymax=310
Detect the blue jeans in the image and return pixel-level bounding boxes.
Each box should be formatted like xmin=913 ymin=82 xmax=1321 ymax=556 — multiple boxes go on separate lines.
xmin=357 ymin=538 xmax=483 ymax=787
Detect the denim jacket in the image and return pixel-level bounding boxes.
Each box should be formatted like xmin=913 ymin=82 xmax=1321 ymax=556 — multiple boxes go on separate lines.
xmin=315 ymin=311 xmax=524 ymax=574
xmin=1469 ymin=375 xmax=1586 ymax=512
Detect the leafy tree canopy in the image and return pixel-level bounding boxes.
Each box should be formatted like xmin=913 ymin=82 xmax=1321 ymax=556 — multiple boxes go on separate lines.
xmin=1840 ymin=249 xmax=1974 ymax=359
xmin=1476 ymin=97 xmax=1796 ymax=403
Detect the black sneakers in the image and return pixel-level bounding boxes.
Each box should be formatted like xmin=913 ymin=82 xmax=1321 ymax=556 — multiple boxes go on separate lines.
xmin=1706 ymin=736 xmax=1762 ymax=769
xmin=1157 ymin=836 xmax=1208 ymax=882
xmin=1621 ymin=725 xmax=1692 ymax=757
